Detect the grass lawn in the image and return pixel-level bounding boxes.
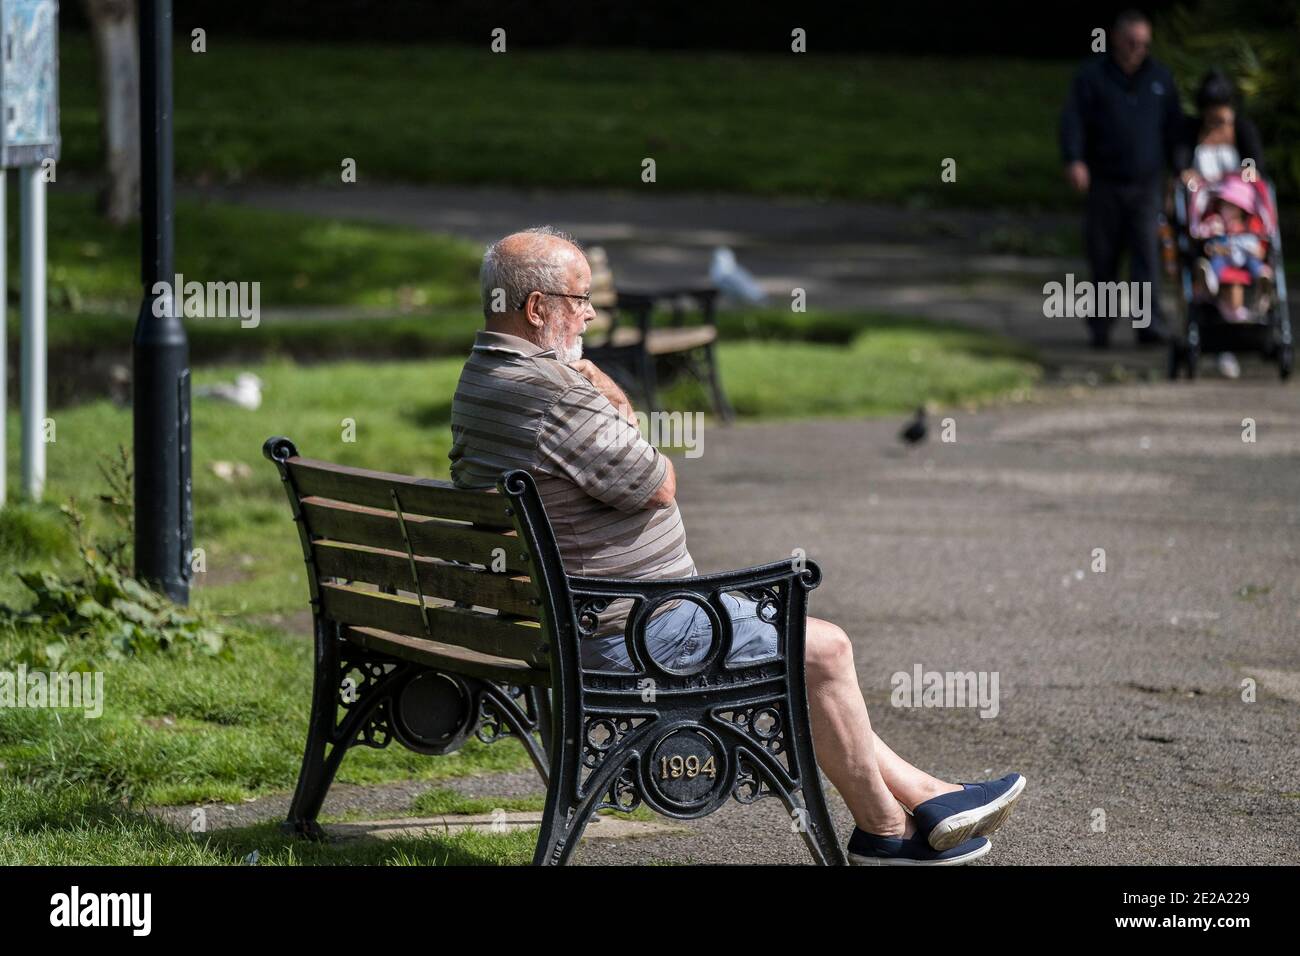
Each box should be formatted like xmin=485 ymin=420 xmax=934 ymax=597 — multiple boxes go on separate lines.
xmin=7 ymin=189 xmax=483 ymax=316
xmin=0 ymin=318 xmax=1039 ymax=865
xmin=57 ymin=35 xmax=1075 ymax=210
xmin=0 ymin=780 xmax=539 ymax=865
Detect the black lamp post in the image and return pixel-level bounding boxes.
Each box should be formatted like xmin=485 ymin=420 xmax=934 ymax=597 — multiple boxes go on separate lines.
xmin=133 ymin=0 xmax=192 ymax=604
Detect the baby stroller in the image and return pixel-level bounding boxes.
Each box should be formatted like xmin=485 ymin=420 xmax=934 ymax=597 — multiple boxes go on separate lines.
xmin=1167 ymin=172 xmax=1293 ymax=380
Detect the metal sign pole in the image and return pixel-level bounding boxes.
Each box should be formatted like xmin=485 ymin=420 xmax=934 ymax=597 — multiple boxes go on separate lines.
xmin=0 ymin=170 xmax=6 ymax=507
xmin=2 ymin=0 xmax=61 ymax=505
xmin=19 ymin=164 xmax=45 ymax=500
xmin=133 ymin=0 xmax=191 ymax=603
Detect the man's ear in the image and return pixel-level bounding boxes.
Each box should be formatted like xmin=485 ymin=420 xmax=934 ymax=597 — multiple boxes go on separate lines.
xmin=522 ymin=291 xmax=546 ymax=328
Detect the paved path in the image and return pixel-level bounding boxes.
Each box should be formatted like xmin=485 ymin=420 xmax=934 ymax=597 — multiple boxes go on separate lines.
xmin=200 ymin=184 xmax=1297 ymax=863
xmin=214 ymin=380 xmax=1291 ymax=865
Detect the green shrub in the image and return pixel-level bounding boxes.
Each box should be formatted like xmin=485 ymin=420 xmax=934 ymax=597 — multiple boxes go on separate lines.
xmin=3 ymin=559 xmax=226 ymax=668
xmin=0 ymin=447 xmax=227 ymax=668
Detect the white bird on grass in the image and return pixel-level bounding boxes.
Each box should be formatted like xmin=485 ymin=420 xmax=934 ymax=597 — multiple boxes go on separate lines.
xmin=195 ymin=372 xmax=263 ymax=411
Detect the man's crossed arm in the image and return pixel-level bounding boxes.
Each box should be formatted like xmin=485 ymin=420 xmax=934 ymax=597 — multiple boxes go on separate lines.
xmin=569 ymin=358 xmax=677 ymax=509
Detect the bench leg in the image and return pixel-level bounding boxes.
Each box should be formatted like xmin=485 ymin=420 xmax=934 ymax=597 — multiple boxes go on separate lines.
xmin=535 ymin=748 xmax=647 ymax=866
xmin=702 ymin=341 xmax=734 ymax=423
xmin=532 ymin=722 xmax=592 ymax=866
xmin=283 ymin=622 xmax=429 ymax=839
xmin=638 ymin=347 xmax=660 ymax=413
xmin=533 ymin=789 xmax=598 ymax=867
xmin=282 ymin=618 xmax=345 ymax=840
xmin=283 ymin=623 xmax=553 ymax=842
xmin=667 ymin=343 xmax=734 ymax=424
xmin=784 ymin=745 xmax=846 ymax=865
xmin=709 ymin=710 xmax=844 ymax=864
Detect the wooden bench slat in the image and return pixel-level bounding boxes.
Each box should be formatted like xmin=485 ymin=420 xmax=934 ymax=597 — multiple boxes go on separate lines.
xmin=342 ymin=626 xmax=550 ymax=687
xmin=300 ymin=498 xmax=531 ymax=573
xmin=609 ymin=324 xmax=718 ymax=354
xmin=313 ymin=540 xmax=540 ymax=619
xmin=287 ymin=457 xmax=514 ymax=528
xmin=319 ymin=582 xmax=547 ymax=665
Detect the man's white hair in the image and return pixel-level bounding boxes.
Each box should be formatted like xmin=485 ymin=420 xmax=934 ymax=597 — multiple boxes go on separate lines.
xmin=480 ymin=226 xmax=583 ymax=320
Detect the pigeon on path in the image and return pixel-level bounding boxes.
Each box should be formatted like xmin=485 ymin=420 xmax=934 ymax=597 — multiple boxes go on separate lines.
xmin=899 ymin=407 xmax=927 ymax=445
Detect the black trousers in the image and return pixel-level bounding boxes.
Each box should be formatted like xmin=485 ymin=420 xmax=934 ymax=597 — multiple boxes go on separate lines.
xmin=1084 ymin=178 xmax=1166 ymax=341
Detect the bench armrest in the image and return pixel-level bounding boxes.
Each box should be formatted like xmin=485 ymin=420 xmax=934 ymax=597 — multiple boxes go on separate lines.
xmin=566 ymin=559 xmax=821 ymax=674
xmin=568 ymin=558 xmax=819 ymax=602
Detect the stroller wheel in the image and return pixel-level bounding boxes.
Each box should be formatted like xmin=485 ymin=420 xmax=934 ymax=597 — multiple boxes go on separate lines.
xmin=1281 ymin=345 xmax=1294 ymax=381
xmin=1186 ymin=343 xmax=1200 ymax=379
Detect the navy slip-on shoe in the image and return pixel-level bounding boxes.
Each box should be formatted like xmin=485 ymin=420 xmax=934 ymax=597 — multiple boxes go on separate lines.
xmin=846 ymin=829 xmax=991 ymax=866
xmin=914 ymin=773 xmax=1026 ymax=851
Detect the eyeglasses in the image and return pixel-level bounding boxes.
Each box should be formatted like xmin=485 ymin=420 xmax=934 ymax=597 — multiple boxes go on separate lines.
xmin=516 ymin=291 xmax=592 ymax=310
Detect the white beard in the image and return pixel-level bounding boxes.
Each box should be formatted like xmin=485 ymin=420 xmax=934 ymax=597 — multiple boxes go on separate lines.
xmin=558 ymin=339 xmax=583 ymax=364
xmin=545 ymin=326 xmax=583 ymax=364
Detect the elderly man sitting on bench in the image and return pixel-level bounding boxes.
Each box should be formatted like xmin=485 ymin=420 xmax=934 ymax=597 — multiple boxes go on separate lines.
xmin=449 ymin=226 xmax=1026 ymax=865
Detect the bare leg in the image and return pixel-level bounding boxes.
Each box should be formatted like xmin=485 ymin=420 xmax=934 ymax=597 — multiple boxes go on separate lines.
xmin=871 ymin=731 xmax=961 ymax=810
xmin=802 ymin=617 xmax=954 ymax=836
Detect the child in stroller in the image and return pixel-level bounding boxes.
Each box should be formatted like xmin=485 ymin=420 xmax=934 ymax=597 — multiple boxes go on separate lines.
xmin=1190 ymin=174 xmax=1275 ymax=322
xmin=1169 ymin=169 xmax=1292 ymax=380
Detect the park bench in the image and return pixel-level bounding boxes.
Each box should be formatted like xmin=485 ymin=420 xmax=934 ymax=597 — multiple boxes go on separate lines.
xmin=264 ymin=435 xmax=843 ymax=865
xmin=582 ymin=247 xmax=735 ymax=422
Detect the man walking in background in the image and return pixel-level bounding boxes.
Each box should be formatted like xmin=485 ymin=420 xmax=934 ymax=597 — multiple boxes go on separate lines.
xmin=1060 ymin=8 xmax=1184 ymax=348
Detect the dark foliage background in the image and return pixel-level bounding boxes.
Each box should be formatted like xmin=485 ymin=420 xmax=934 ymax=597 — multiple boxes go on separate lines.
xmin=62 ymin=1 xmax=1189 ymax=56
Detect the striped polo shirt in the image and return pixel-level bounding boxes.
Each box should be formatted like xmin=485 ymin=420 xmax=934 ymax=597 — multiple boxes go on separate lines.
xmin=449 ymin=330 xmax=697 ymax=637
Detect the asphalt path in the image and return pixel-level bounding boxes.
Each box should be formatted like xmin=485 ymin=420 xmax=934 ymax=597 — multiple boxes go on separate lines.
xmin=577 ymin=380 xmax=1300 ymax=863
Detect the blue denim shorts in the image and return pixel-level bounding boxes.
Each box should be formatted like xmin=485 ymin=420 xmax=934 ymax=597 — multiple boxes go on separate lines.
xmin=580 ymin=592 xmax=779 ymax=673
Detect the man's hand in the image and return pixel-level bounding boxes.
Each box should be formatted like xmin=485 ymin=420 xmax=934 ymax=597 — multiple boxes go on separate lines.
xmin=1065 ymin=160 xmax=1090 ymax=193
xmin=570 ymin=359 xmax=636 ymax=424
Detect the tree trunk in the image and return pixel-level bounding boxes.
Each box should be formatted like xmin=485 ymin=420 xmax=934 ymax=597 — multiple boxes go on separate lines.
xmin=83 ymin=0 xmax=140 ymax=226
